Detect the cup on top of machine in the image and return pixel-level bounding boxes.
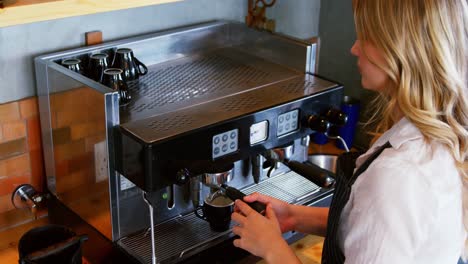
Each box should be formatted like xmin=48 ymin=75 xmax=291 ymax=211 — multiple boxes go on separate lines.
xmin=61 ymin=58 xmax=83 ymax=74
xmin=87 ymin=53 xmax=109 ymax=83
xmin=112 ymin=48 xmax=148 ymax=81
xmin=102 ymin=68 xmax=131 ymax=105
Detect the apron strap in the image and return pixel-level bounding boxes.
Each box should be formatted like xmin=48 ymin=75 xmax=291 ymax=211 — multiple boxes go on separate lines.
xmin=322 ymin=141 xmax=392 ymax=264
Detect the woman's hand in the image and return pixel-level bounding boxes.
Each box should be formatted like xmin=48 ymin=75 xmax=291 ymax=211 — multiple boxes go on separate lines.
xmin=231 ymin=200 xmax=297 ymax=262
xmin=242 ymin=192 xmax=296 ymax=233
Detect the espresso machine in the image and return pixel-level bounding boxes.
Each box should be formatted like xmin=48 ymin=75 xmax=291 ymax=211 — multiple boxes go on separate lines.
xmin=35 ymin=21 xmax=344 ymax=263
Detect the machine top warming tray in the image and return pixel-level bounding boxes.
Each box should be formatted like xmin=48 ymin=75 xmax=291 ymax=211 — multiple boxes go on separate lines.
xmin=120 ymin=47 xmax=337 ymax=145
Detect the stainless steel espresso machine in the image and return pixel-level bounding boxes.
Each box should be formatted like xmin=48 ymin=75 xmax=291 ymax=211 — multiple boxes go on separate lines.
xmin=35 ymin=21 xmax=344 ymax=263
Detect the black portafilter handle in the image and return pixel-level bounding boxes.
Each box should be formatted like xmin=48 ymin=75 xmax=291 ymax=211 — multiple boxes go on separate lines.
xmin=220 ymin=184 xmax=266 ymax=214
xmin=283 ymin=160 xmax=335 ymax=188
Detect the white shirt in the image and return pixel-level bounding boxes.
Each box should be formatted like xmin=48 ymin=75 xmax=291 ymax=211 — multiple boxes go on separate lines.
xmin=338 ymin=117 xmax=465 ymax=264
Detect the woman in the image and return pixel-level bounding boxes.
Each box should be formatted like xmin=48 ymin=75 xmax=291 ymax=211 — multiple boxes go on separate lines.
xmin=231 ymin=0 xmax=468 ymax=263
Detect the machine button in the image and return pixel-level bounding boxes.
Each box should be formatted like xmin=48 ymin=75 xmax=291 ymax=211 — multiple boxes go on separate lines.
xmin=286 ymin=114 xmax=291 ymax=121
xmin=279 ymin=116 xmax=284 ymax=123
xmin=222 ymin=144 xmax=228 ymax=152
xmin=222 ymin=134 xmax=228 ymax=142
xmin=213 ymin=147 xmax=220 ymax=155
xmin=230 ymin=141 xmax=236 ymax=150
xmin=291 ymin=122 xmax=297 ymax=129
xmin=278 ymin=125 xmax=283 ymax=133
xmin=214 ymin=136 xmax=220 ymax=145
xmin=285 ymin=123 xmax=290 ymax=131
xmin=292 ymin=111 xmax=298 ymax=118
xmin=230 ymin=131 xmax=237 ymax=139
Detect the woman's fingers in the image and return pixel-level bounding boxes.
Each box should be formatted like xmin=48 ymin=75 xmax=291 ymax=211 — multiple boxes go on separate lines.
xmin=265 ymin=204 xmax=276 ymax=220
xmin=231 ymin=211 xmax=246 ymax=226
xmin=244 ymin=192 xmax=270 ymax=204
xmin=233 ymin=238 xmax=242 ymax=248
xmin=235 ymin=199 xmax=255 ymax=217
xmin=232 ymin=225 xmax=243 ymax=236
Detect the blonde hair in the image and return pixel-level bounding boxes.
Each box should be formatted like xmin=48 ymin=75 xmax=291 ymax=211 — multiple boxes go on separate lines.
xmin=353 ymin=0 xmax=468 ymax=257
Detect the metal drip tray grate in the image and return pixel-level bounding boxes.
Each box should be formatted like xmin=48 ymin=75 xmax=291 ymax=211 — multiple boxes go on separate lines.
xmin=118 ymin=171 xmax=320 ymax=264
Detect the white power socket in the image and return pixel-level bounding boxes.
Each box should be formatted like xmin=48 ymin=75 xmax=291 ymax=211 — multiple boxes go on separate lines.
xmin=94 ymin=140 xmax=109 ymax=182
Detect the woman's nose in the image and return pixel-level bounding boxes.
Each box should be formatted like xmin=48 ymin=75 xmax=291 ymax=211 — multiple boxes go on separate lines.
xmin=351 ymin=41 xmax=360 ymax=56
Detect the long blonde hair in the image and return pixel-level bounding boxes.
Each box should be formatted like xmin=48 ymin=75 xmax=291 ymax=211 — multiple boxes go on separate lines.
xmin=352 ymin=0 xmax=468 ymax=256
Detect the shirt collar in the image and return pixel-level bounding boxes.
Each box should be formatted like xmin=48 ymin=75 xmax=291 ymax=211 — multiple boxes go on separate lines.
xmin=372 ymin=117 xmax=423 ymax=150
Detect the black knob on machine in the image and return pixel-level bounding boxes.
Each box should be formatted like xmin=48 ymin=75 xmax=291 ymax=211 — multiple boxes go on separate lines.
xmin=176 ymin=168 xmax=190 ymax=185
xmin=325 ymin=108 xmax=348 ymax=127
xmin=307 ymin=115 xmax=330 ymax=133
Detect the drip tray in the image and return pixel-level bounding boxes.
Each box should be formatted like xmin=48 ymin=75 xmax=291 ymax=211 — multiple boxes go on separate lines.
xmin=117 ymin=171 xmax=320 ymax=264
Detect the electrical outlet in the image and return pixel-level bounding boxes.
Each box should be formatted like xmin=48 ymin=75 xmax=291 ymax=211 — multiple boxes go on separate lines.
xmin=94 ymin=140 xmax=108 ymax=182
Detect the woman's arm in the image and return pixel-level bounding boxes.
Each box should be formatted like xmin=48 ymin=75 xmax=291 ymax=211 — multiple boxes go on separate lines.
xmin=243 ymin=192 xmax=329 ymax=236
xmin=289 ymin=205 xmax=329 ymax=237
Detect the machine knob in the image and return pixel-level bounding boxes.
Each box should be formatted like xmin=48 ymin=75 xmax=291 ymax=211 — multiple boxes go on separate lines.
xmin=307 ymin=115 xmax=330 ymax=133
xmin=325 ymin=108 xmax=348 ymax=127
xmin=176 ymin=168 xmax=190 ymax=185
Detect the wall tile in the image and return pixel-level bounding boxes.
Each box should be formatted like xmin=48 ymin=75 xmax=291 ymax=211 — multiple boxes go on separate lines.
xmin=70 ymin=121 xmax=105 ymax=141
xmin=68 ymin=153 xmax=94 ymax=177
xmin=0 ymin=194 xmax=15 ymax=214
xmin=29 ymin=149 xmax=45 ymax=193
xmin=55 ymin=111 xmax=93 ymax=129
xmin=27 ymin=116 xmax=42 ymax=151
xmin=0 ymin=102 xmax=20 ymax=123
xmin=55 ymin=160 xmax=69 ymax=179
xmin=52 ymin=127 xmax=71 ymax=146
xmin=0 ymin=138 xmax=27 ymax=160
xmin=0 ymin=174 xmax=31 ymax=197
xmin=0 ymin=154 xmax=31 ymax=178
xmin=56 ymin=169 xmax=93 ymax=194
xmin=2 ymin=121 xmax=26 ymax=142
xmin=53 ymin=139 xmax=86 ymax=162
xmin=19 ymin=97 xmax=38 ymax=119
xmin=85 ymin=135 xmax=106 ymax=153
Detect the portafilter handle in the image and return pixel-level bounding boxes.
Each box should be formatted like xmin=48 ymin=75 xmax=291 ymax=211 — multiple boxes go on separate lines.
xmin=283 ymin=159 xmax=335 ymax=188
xmin=219 ymin=184 xmax=266 ymax=214
xmin=264 ymin=144 xmax=335 ymax=188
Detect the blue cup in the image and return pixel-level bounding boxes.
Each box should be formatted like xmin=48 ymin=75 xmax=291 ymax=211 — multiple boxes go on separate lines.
xmin=336 ymin=96 xmax=360 ymax=150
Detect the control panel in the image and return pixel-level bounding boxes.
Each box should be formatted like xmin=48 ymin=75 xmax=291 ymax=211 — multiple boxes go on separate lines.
xmin=212 ymin=129 xmax=238 ymax=159
xmin=212 ymin=109 xmax=301 ymax=159
xmin=277 ymin=109 xmax=299 ymax=136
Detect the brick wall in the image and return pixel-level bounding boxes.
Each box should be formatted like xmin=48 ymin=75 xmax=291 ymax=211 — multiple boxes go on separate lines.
xmin=0 ymin=97 xmax=45 ymax=228
xmin=49 ymin=87 xmax=106 ymax=196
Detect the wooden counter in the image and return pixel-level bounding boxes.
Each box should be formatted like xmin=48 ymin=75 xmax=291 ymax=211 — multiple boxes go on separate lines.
xmin=0 ymin=216 xmax=324 ymax=264
xmin=0 ymin=0 xmax=181 ymax=28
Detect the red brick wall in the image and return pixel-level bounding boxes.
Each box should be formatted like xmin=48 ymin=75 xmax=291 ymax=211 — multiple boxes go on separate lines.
xmin=0 ymin=97 xmax=45 ymax=215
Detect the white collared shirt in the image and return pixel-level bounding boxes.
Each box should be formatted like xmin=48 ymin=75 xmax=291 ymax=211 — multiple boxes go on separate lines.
xmin=338 ymin=117 xmax=465 ymax=263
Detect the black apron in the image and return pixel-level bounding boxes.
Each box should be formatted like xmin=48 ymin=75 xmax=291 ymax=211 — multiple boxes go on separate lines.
xmin=322 ymin=142 xmax=392 ymax=264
